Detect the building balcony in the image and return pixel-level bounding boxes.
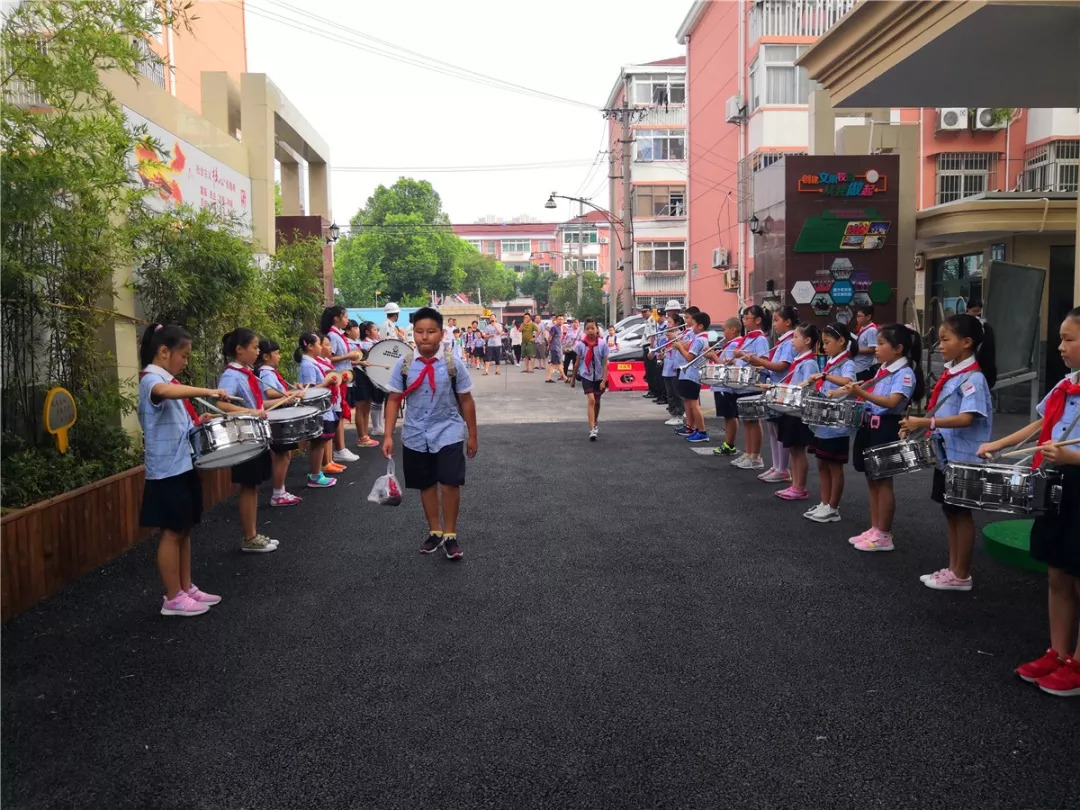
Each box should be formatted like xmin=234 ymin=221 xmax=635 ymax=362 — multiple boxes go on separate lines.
xmin=133 ymin=36 xmax=166 ymax=91
xmin=500 ymin=250 xmax=531 ymax=262
xmin=748 ymin=0 xmax=859 ymax=42
xmin=1022 ymin=139 xmax=1079 ymax=194
xmin=631 ymin=105 xmax=687 ymax=127
xmin=633 ymin=271 xmax=687 ymax=295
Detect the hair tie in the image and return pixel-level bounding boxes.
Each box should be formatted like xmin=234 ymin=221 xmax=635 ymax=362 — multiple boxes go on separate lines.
xmin=154 ymin=324 xmax=163 ymax=332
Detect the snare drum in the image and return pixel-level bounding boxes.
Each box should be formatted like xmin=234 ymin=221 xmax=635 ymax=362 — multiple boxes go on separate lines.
xmin=300 ymin=387 xmax=332 ymax=415
xmin=721 ymin=366 xmax=761 ymax=392
xmin=737 ymin=395 xmax=767 ymax=421
xmin=700 ymin=365 xmax=727 ymax=387
xmin=764 ymin=384 xmax=808 ymax=416
xmin=189 ymin=414 xmax=270 ymax=469
xmin=802 ymin=396 xmax=866 ymax=430
xmin=267 ymin=406 xmax=322 ymax=444
xmin=862 ymin=435 xmax=937 ymax=481
xmin=944 ymin=462 xmax=1063 ymax=515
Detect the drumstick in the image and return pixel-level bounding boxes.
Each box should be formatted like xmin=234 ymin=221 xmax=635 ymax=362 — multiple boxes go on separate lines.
xmin=996 ymin=437 xmax=1080 ymax=459
xmin=264 ymin=395 xmax=299 ymax=413
xmin=193 ymin=397 xmax=228 ymax=415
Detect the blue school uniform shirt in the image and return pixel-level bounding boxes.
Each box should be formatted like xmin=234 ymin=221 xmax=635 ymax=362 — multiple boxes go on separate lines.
xmin=328 ymin=328 xmax=351 ymax=372
xmin=784 ymin=351 xmax=818 ymax=386
xmin=930 ymin=356 xmax=993 ymax=465
xmin=864 ymin=359 xmax=916 ymax=415
xmin=677 ymin=333 xmax=711 ymax=384
xmin=1036 ymin=371 xmax=1080 ymax=443
xmin=138 ymin=365 xmax=195 ymax=480
xmin=853 ymin=323 xmax=879 ymax=374
xmin=574 ymin=339 xmax=609 ymax=381
xmin=811 ymin=355 xmax=857 ymax=439
xmin=218 ymin=364 xmax=261 ymax=409
xmin=258 ymin=365 xmax=287 ymax=395
xmin=767 ymin=332 xmax=796 ymax=384
xmin=663 ymin=328 xmax=693 ymax=378
xmin=387 ymin=353 xmax=474 ymax=453
xmin=297 ymin=355 xmax=336 ymax=423
xmin=736 ymin=332 xmax=770 ymax=385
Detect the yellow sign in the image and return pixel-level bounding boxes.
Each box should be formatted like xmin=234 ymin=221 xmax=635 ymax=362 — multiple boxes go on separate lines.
xmin=43 ymin=387 xmax=77 ymax=453
xmin=615 ymin=363 xmax=633 ymax=371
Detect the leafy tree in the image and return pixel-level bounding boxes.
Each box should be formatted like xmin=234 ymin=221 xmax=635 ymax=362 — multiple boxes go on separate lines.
xmin=356 ymin=178 xmax=445 ymax=226
xmin=274 ymin=181 xmax=283 ymax=215
xmin=460 ymin=248 xmax=516 ymax=303
xmin=519 ymin=264 xmax=557 ymax=310
xmin=548 ymin=272 xmax=606 ymax=322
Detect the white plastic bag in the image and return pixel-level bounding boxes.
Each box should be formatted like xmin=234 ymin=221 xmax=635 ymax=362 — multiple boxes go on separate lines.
xmin=367 ymin=458 xmax=403 ymax=506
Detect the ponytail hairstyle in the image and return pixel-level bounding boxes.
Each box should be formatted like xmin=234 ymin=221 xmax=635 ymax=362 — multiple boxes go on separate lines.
xmin=795 ymin=323 xmax=821 ymax=353
xmin=320 ymin=305 xmax=347 ymax=335
xmin=775 ymin=305 xmax=799 ymax=333
xmin=222 ymin=328 xmax=258 ymax=363
xmin=879 ymin=324 xmax=926 ymax=402
xmin=944 ymin=313 xmax=998 ymax=388
xmin=823 ymin=321 xmax=858 ymax=358
xmin=256 ymin=337 xmax=280 ymax=370
xmin=743 ymin=305 xmax=766 ymax=333
xmin=293 ymin=332 xmax=320 ymax=364
xmin=358 ymin=320 xmax=377 ymax=340
xmin=139 ymin=323 xmax=191 ymax=368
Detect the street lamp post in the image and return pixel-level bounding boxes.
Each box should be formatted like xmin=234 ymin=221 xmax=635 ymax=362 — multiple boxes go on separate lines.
xmin=546 ymin=192 xmax=627 ymax=325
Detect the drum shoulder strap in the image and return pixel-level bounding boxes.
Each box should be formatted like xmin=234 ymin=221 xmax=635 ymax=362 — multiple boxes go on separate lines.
xmin=399 ymin=353 xmax=460 ymax=399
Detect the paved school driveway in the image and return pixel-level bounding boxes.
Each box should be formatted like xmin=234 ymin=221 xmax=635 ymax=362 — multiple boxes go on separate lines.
xmin=2 ymin=373 xmax=1077 ymax=809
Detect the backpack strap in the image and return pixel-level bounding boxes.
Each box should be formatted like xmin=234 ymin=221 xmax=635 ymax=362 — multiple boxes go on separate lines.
xmin=399 ymin=349 xmax=459 ymax=401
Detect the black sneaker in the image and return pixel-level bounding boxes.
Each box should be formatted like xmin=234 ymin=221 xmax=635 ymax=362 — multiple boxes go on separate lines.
xmin=420 ymin=533 xmax=444 ymax=554
xmin=642 ymin=392 xmax=655 ymax=398
xmin=444 ymin=537 xmax=463 ymax=560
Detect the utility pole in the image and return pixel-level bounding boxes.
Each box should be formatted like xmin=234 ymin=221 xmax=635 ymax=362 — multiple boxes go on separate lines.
xmin=608 ymin=148 xmax=617 ymax=325
xmin=576 ymin=199 xmax=584 ymax=306
xmin=602 ymin=101 xmax=641 ymax=319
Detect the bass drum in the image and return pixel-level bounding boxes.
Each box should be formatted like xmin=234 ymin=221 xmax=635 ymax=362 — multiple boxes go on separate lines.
xmin=364 ymin=340 xmax=412 ymax=392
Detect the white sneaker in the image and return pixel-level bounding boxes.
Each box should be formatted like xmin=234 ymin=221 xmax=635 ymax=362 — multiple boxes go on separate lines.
xmin=803 ymin=502 xmax=828 ymax=518
xmin=334 ymin=448 xmax=360 ymax=463
xmin=747 ymin=457 xmax=765 ymax=470
xmin=664 ymin=416 xmax=684 ymax=426
xmin=808 ymin=506 xmax=842 ymax=523
xmin=589 ymin=427 xmax=598 ymax=441
xmin=757 ymin=467 xmax=777 ymax=480
xmin=729 ymin=453 xmax=747 ymax=467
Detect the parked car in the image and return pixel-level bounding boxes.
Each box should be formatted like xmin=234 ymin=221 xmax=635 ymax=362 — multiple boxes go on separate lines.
xmin=613 ymin=315 xmax=644 ymax=332
xmin=609 ymin=329 xmax=721 ymax=363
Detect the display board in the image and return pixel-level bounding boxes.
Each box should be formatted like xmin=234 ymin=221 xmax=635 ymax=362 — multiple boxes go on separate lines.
xmin=984 ymin=260 xmax=1046 ymax=379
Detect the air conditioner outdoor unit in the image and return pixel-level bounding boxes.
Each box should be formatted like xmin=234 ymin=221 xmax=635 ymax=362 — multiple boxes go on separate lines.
xmin=712 ymin=246 xmax=730 ymax=269
xmin=725 ymin=94 xmax=745 ymax=124
xmin=599 ymin=236 xmax=608 ymax=244
xmin=973 ymin=107 xmax=1006 ymax=130
xmin=723 ymin=268 xmax=740 ymax=291
xmin=936 ymin=107 xmax=968 ymax=132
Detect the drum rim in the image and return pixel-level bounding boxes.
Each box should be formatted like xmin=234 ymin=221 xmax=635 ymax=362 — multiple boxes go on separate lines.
xmin=267 ymin=405 xmax=320 ymax=420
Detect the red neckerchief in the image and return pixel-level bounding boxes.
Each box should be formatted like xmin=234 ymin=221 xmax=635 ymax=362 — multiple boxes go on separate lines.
xmin=926 ymin=359 xmax=979 ymax=413
xmin=140 ymin=370 xmax=200 ymax=424
xmin=270 ymin=368 xmax=289 ymax=392
xmin=857 ymin=322 xmax=877 ymax=337
xmin=401 ymin=357 xmax=439 ymax=400
xmin=581 ymin=335 xmax=601 ymax=373
xmin=816 ymin=351 xmax=850 ymax=391
xmin=1034 ymin=375 xmax=1080 ymax=467
xmin=768 ymin=331 xmax=793 ymax=361
xmin=731 ymin=329 xmax=764 ymax=352
xmin=227 ymin=362 xmax=264 ymax=409
xmin=314 ymin=357 xmax=339 ymax=403
xmin=782 ymin=352 xmax=816 ymax=384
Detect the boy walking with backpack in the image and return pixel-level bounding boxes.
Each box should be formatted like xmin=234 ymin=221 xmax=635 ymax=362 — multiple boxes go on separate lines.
xmin=384 ymin=308 xmax=478 ymax=560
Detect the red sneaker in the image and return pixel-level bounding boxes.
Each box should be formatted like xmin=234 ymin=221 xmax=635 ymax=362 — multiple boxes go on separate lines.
xmin=1016 ymin=649 xmax=1063 ymax=683
xmin=1035 ymin=656 xmax=1080 ymax=697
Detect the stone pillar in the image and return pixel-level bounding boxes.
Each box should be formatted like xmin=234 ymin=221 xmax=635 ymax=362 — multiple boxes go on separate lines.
xmin=240 ymin=73 xmax=276 ymax=254
xmin=308 ymin=161 xmax=330 ymax=221
xmin=279 ymin=160 xmax=302 ymax=216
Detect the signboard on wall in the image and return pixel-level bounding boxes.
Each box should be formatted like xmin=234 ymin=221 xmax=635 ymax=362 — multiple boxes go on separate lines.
xmin=123 ymin=107 xmax=252 ymax=237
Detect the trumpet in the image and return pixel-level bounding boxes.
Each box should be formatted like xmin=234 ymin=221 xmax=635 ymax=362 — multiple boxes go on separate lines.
xmin=676 ymin=336 xmax=733 ymax=371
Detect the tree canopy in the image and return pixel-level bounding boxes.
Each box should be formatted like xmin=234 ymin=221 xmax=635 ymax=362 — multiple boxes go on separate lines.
xmin=548 ymin=272 xmax=607 ymax=322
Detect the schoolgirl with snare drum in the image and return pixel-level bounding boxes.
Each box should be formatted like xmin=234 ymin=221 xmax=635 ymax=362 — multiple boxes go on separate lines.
xmin=256 ymin=338 xmax=305 ymax=508
xmin=730 ymin=306 xmax=771 ymax=470
xmin=774 ymin=323 xmax=821 ymax=502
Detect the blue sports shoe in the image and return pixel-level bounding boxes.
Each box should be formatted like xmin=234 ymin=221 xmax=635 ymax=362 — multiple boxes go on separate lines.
xmin=674 ymin=425 xmax=693 ymax=436
xmin=686 ymin=431 xmax=710 ymax=443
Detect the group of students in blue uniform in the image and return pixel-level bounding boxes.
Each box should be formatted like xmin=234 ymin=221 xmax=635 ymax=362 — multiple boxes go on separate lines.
xmin=655 ymin=302 xmax=1080 ymax=698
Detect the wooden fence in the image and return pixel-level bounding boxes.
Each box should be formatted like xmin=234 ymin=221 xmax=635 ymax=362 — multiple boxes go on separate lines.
xmin=1 ymin=465 xmax=235 ymax=621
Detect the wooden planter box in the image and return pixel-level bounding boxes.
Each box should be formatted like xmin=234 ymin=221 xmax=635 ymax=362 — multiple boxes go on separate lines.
xmin=1 ymin=465 xmax=235 ymax=621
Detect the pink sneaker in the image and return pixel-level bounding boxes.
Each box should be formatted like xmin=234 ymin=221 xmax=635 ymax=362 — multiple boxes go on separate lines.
xmin=761 ymin=469 xmax=791 ymax=483
xmin=185 ymin=584 xmax=222 ymax=605
xmin=848 ymin=528 xmax=874 ymax=545
xmin=774 ymin=486 xmax=808 ymax=500
xmin=919 ymin=568 xmax=949 ymax=583
xmin=270 ymin=492 xmax=302 ymax=507
xmin=924 ymin=570 xmax=972 ymax=591
xmin=757 ymin=467 xmax=777 ymax=481
xmin=853 ymin=530 xmax=894 ymax=552
xmin=160 ymin=591 xmax=209 ymax=617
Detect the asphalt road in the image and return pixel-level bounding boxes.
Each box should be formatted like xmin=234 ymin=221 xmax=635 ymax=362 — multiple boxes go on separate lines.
xmin=2 ymin=371 xmax=1077 ymax=809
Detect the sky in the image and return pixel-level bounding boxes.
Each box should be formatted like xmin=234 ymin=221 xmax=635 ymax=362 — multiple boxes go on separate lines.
xmin=242 ymin=0 xmax=691 ymax=227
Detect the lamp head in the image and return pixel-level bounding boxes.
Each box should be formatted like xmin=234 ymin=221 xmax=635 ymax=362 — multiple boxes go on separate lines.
xmin=544 ymin=194 xmax=558 ymax=210
xmin=748 ymin=214 xmax=762 ymax=235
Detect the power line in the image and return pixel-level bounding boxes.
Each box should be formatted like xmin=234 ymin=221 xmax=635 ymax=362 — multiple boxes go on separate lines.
xmin=239 ymin=0 xmax=599 ymax=110
xmin=331 ymin=159 xmax=596 ymax=174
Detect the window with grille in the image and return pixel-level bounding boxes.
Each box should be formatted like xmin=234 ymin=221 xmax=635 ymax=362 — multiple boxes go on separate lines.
xmin=748 ymin=46 xmax=811 ymax=111
xmin=936 ymin=152 xmax=998 ymax=205
xmin=1023 ymin=140 xmax=1079 ymax=193
xmin=635 ymin=130 xmax=686 ymax=162
xmin=630 ymin=74 xmax=686 ymax=106
xmin=562 ymin=229 xmax=598 ymax=244
xmin=633 ymin=185 xmax=687 ymax=218
xmin=538 ymin=263 xmax=551 ymax=273
xmin=636 ymin=241 xmax=686 ymax=273
xmin=500 ymin=240 xmax=531 ymax=253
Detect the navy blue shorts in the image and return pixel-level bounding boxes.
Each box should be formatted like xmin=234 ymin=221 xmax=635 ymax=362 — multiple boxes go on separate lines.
xmin=403 ymin=442 xmax=466 ymax=490
xmin=579 ymin=376 xmax=605 ymax=396
xmin=676 ymin=379 xmax=701 ymax=401
xmin=713 ymin=391 xmax=739 ymax=418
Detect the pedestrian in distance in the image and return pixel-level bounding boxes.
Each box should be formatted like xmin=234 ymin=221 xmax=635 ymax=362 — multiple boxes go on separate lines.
xmin=383 ymin=307 xmax=479 ymax=561
xmin=482 ymin=315 xmax=502 ymax=376
xmin=520 ymin=312 xmax=538 ymax=373
xmin=545 ymin=315 xmax=566 ymax=383
xmin=707 ymin=316 xmax=743 ymax=457
xmin=138 ymin=323 xmax=230 ymax=616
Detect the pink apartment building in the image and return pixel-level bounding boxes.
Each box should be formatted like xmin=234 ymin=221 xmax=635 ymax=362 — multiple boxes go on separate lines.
xmin=452 ymin=218 xmax=610 ymax=282
xmin=675 ymin=0 xmax=1078 ymax=318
